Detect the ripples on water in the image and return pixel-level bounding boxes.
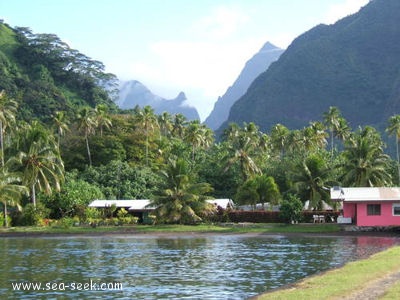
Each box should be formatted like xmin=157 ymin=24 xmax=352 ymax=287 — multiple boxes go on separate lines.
xmin=0 ymin=234 xmax=398 ymax=299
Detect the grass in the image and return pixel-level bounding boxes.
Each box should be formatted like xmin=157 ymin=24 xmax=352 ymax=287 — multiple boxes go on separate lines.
xmin=254 ymin=246 xmax=400 ymax=300
xmin=0 ymin=223 xmax=341 ymax=235
xmin=382 ymin=282 xmax=400 ymax=299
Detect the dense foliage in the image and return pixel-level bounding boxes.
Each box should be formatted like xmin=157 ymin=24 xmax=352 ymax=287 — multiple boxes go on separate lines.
xmin=0 ymin=22 xmax=118 ymax=124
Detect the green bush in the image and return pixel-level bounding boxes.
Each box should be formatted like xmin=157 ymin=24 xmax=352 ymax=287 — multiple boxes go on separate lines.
xmin=13 ymin=203 xmax=50 ymax=226
xmin=279 ymin=194 xmax=303 ymax=223
xmin=83 ymin=207 xmax=102 ymax=226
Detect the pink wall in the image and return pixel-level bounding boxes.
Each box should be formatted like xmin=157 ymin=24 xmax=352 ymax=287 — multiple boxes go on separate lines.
xmin=344 ymin=202 xmax=400 ymax=226
xmin=343 ymin=203 xmax=355 ymax=219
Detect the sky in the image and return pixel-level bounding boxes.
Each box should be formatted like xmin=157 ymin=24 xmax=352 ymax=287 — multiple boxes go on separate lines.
xmin=1 ymin=0 xmax=369 ymax=120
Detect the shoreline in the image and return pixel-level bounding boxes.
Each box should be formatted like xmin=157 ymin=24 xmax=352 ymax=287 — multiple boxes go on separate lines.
xmin=1 ymin=227 xmax=399 ymax=238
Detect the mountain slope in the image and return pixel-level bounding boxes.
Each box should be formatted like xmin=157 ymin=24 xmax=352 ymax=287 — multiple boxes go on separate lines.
xmin=0 ymin=22 xmax=117 ymax=122
xmin=224 ymin=0 xmax=400 ymax=133
xmin=204 ymin=42 xmax=283 ymax=130
xmin=118 ymin=80 xmax=200 ymax=120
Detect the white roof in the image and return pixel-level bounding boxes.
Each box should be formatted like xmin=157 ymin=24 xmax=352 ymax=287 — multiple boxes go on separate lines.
xmin=206 ymin=199 xmax=234 ymax=209
xmin=330 ymin=187 xmax=400 ymax=202
xmin=237 ymin=203 xmax=280 ymax=211
xmin=128 ymin=200 xmax=154 ymax=211
xmin=88 ymin=199 xmax=234 ymax=210
xmin=303 ymin=200 xmax=334 ymax=210
xmin=88 ymin=199 xmax=151 ymax=209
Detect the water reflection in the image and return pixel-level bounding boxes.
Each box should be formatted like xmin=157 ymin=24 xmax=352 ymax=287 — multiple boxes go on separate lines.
xmin=0 ymin=234 xmax=398 ymax=299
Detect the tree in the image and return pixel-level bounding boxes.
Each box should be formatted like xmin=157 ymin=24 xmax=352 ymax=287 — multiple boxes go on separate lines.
xmin=19 ymin=140 xmax=64 ymax=207
xmin=0 ymin=91 xmax=18 ymax=167
xmin=270 ymin=124 xmax=290 ymax=158
xmin=171 ymin=113 xmax=187 ymax=139
xmin=323 ymin=106 xmax=341 ymax=155
xmin=290 ymin=153 xmax=332 ymax=210
xmin=279 ymin=194 xmax=303 ymax=224
xmin=386 ymin=115 xmax=400 ymax=184
xmin=0 ymin=158 xmax=28 ymax=227
xmin=150 ymin=157 xmax=214 ymax=224
xmin=40 ymin=171 xmax=104 ymax=218
xmin=158 ymin=112 xmax=173 ymax=139
xmin=223 ymin=123 xmax=262 ymax=181
xmin=94 ymin=104 xmax=112 ymax=137
xmin=76 ymin=107 xmax=97 ymax=166
xmin=51 ymin=110 xmax=69 ymax=147
xmin=136 ymin=106 xmax=157 ymax=166
xmin=235 ymin=174 xmax=280 ymax=209
xmin=339 ymin=127 xmax=392 ymax=187
xmin=184 ymin=120 xmax=214 ymax=161
xmin=254 ymin=175 xmax=280 ymax=209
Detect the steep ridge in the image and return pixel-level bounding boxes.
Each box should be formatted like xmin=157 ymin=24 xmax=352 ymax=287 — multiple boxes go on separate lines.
xmin=224 ymin=0 xmax=400 ymax=133
xmin=205 ymin=42 xmax=283 ymax=130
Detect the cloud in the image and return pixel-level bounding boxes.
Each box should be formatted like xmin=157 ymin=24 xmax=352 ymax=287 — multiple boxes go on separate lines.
xmin=190 ymin=5 xmax=249 ymax=39
xmin=324 ymin=0 xmax=369 ymax=24
xmin=149 ymin=38 xmax=263 ymax=96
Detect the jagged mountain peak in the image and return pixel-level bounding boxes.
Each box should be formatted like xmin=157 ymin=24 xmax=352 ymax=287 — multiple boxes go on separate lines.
xmin=118 ymin=81 xmax=199 ymax=120
xmin=204 ymin=41 xmax=284 ymax=130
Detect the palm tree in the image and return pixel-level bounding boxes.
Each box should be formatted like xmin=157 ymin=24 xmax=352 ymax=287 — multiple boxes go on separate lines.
xmin=290 ymin=153 xmax=332 ymax=210
xmin=150 ymin=157 xmax=214 ymax=224
xmin=52 ymin=111 xmax=69 ymax=147
xmin=184 ymin=120 xmax=214 ymax=160
xmin=308 ymin=121 xmax=328 ymax=150
xmin=339 ymin=127 xmax=392 ymax=187
xmin=0 ymin=91 xmax=18 ymax=167
xmin=171 ymin=113 xmax=187 ymax=139
xmin=323 ymin=106 xmax=341 ymax=155
xmin=94 ymin=104 xmax=112 ymax=137
xmin=270 ymin=124 xmax=290 ymax=158
xmin=136 ymin=106 xmax=157 ymax=166
xmin=255 ymin=175 xmax=280 ymax=209
xmin=386 ymin=115 xmax=400 ymax=184
xmin=0 ymin=158 xmax=28 ymax=227
xmin=19 ymin=140 xmax=64 ymax=207
xmin=158 ymin=112 xmax=173 ymax=139
xmin=224 ymin=123 xmax=262 ymax=181
xmin=235 ymin=174 xmax=280 ymax=209
xmin=76 ymin=107 xmax=97 ymax=166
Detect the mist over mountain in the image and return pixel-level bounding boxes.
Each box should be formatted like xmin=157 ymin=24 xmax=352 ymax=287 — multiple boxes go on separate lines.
xmin=223 ymin=0 xmax=400 ymax=134
xmin=204 ymin=42 xmax=283 ymax=130
xmin=118 ymin=80 xmax=200 ymax=120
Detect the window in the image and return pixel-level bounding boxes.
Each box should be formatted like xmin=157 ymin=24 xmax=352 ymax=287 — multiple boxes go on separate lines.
xmin=367 ymin=204 xmax=381 ymax=216
xmin=393 ymin=204 xmax=400 ymax=216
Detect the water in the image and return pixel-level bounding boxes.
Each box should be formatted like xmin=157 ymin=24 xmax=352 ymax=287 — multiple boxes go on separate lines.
xmin=0 ymin=234 xmax=398 ymax=299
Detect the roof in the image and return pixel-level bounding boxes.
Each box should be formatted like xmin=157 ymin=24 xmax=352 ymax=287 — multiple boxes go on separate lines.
xmin=303 ymin=200 xmax=335 ymax=210
xmin=330 ymin=187 xmax=400 ymax=202
xmin=88 ymin=199 xmax=234 ymax=211
xmin=88 ymin=199 xmax=152 ymax=210
xmin=206 ymin=199 xmax=234 ymax=209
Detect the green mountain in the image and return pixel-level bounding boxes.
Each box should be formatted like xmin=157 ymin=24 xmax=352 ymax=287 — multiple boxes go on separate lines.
xmin=224 ymin=0 xmax=400 ymax=133
xmin=0 ymin=22 xmax=117 ymax=122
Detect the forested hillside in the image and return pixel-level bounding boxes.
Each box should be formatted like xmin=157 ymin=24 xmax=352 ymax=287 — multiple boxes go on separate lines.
xmin=225 ymin=0 xmax=400 ymax=133
xmin=0 ymin=22 xmax=117 ymax=123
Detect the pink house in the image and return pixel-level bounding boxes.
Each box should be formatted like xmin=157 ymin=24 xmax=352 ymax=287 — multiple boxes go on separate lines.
xmin=330 ymin=187 xmax=400 ymax=226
